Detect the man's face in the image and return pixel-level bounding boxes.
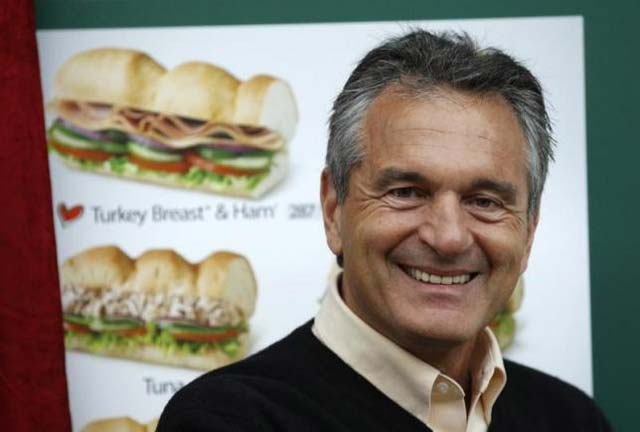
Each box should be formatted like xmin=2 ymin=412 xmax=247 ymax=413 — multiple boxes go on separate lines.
xmin=321 ymin=87 xmax=537 ymax=351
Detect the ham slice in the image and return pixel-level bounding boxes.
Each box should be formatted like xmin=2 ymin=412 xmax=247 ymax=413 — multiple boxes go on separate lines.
xmin=52 ymin=99 xmax=283 ymax=151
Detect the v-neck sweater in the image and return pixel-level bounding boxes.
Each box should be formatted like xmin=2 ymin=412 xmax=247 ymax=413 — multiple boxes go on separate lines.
xmin=158 ymin=321 xmax=611 ymax=432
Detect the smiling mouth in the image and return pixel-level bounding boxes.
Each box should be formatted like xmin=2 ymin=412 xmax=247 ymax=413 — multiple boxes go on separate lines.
xmin=402 ymin=266 xmax=478 ymax=285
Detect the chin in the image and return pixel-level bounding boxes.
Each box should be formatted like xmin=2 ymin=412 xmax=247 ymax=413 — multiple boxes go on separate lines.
xmin=397 ymin=310 xmax=485 ymax=348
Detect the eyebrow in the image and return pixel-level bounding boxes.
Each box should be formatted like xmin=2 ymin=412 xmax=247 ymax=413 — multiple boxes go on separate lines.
xmin=470 ymin=178 xmax=518 ymax=204
xmin=372 ymin=167 xmax=428 ymax=191
xmin=372 ymin=168 xmax=520 ymax=203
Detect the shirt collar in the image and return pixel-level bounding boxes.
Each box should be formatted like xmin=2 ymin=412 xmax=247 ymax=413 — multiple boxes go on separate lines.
xmin=312 ymin=275 xmax=506 ymax=426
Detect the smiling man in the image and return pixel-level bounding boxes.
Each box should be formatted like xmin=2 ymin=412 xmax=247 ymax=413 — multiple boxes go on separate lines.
xmin=158 ymin=30 xmax=611 ymax=432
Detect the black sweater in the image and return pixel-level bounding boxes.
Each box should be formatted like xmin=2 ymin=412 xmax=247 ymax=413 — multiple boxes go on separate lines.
xmin=158 ymin=321 xmax=611 ymax=431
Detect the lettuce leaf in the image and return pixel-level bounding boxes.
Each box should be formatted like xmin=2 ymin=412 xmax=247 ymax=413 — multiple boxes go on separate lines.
xmin=53 ymin=150 xmax=269 ymax=192
xmin=64 ymin=322 xmax=247 ymax=358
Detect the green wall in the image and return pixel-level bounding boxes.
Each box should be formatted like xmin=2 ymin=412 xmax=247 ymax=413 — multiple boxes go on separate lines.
xmin=36 ymin=1 xmax=638 ymax=429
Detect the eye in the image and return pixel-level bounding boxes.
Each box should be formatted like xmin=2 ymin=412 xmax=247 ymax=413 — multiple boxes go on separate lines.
xmin=388 ymin=187 xmax=423 ymax=199
xmin=469 ymin=196 xmax=502 ymax=210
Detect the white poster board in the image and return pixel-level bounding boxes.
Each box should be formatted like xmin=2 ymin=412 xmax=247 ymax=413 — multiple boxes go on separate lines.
xmin=37 ymin=16 xmax=589 ymax=431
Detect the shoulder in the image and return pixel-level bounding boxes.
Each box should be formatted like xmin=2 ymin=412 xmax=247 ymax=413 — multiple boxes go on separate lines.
xmin=491 ymin=360 xmax=611 ymax=431
xmin=157 ymin=321 xmax=328 ymax=431
xmin=502 ymin=360 xmax=593 ymax=405
xmin=157 ymin=372 xmax=273 ymax=431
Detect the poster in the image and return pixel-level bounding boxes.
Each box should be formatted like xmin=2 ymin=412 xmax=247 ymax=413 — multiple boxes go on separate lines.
xmin=37 ymin=16 xmax=589 ymax=431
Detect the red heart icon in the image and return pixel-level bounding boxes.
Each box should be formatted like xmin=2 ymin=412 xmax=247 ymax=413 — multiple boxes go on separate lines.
xmin=57 ymin=203 xmax=84 ymax=225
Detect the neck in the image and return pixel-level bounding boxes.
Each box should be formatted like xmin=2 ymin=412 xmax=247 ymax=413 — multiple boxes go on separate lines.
xmin=345 ymin=304 xmax=478 ymax=396
xmin=407 ymin=333 xmax=477 ymax=395
xmin=338 ymin=277 xmax=479 ymax=400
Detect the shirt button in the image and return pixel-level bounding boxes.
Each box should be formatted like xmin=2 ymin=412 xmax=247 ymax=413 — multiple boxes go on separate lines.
xmin=436 ymin=382 xmax=450 ymax=394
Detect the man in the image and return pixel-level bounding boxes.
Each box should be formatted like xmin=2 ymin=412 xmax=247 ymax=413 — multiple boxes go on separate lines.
xmin=158 ymin=30 xmax=611 ymax=431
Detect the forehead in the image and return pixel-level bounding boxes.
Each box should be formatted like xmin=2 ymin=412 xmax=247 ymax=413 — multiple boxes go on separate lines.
xmin=360 ymin=86 xmax=528 ymax=177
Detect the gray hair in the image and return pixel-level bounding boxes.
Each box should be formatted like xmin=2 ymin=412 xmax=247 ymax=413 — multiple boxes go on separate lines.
xmin=326 ymin=29 xmax=554 ymax=217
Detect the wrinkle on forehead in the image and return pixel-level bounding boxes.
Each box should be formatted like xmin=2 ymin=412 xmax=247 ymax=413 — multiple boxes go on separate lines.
xmin=392 ymin=126 xmax=492 ymax=142
xmin=352 ymin=84 xmax=530 ymax=209
xmin=362 ymin=86 xmax=525 ymax=161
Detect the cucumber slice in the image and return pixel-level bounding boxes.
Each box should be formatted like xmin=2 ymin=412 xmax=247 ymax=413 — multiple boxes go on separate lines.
xmin=50 ymin=125 xmax=127 ymax=154
xmin=99 ymin=141 xmax=128 ymax=154
xmin=128 ymin=141 xmax=183 ymax=162
xmin=50 ymin=125 xmax=99 ymax=150
xmin=89 ymin=318 xmax=143 ymax=332
xmin=63 ymin=313 xmax=92 ymax=326
xmin=163 ymin=323 xmax=237 ymax=335
xmin=215 ymin=155 xmax=272 ymax=170
xmin=197 ymin=148 xmax=237 ymax=160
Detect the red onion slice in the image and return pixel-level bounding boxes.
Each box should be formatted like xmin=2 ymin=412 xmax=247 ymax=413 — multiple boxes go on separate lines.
xmin=57 ymin=118 xmax=105 ymax=141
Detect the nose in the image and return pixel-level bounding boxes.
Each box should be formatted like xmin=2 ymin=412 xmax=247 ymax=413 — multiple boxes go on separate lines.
xmin=417 ymin=194 xmax=473 ymax=258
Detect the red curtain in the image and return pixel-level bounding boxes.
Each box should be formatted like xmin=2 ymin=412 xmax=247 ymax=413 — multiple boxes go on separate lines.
xmin=0 ymin=0 xmax=72 ymax=430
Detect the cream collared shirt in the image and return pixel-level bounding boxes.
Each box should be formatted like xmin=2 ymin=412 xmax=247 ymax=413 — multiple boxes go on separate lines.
xmin=312 ymin=279 xmax=506 ymax=432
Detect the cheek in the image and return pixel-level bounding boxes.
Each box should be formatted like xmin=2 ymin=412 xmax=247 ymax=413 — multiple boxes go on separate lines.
xmin=473 ymin=224 xmax=529 ymax=274
xmin=348 ymin=207 xmax=418 ymax=251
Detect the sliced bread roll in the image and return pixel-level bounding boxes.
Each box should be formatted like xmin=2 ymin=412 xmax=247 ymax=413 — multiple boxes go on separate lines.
xmin=81 ymin=416 xmax=146 ymax=432
xmin=145 ymin=418 xmax=159 ymax=432
xmin=153 ymin=61 xmax=240 ymax=122
xmin=506 ymin=276 xmax=524 ymax=313
xmin=233 ymin=74 xmax=298 ymax=142
xmin=65 ymin=328 xmax=249 ymax=370
xmin=197 ymin=252 xmax=257 ymax=317
xmin=62 ymin=246 xmax=257 ymax=312
xmin=126 ymin=249 xmax=196 ymax=295
xmin=53 ymin=48 xmax=297 ymax=141
xmin=60 ymin=245 xmax=134 ymax=289
xmin=54 ymin=48 xmax=166 ymax=111
xmin=61 ymin=246 xmax=256 ymax=369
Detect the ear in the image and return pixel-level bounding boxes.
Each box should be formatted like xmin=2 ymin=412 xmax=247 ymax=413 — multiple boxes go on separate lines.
xmin=519 ymin=211 xmax=539 ymax=273
xmin=320 ymin=168 xmax=343 ymax=256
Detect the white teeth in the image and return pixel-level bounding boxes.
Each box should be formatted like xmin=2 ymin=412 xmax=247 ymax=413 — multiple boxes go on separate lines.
xmin=406 ymin=267 xmax=472 ymax=285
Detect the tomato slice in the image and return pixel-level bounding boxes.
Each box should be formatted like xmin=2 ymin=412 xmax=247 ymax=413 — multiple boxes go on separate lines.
xmin=51 ymin=140 xmax=112 ymax=162
xmin=129 ymin=154 xmax=190 ymax=173
xmin=110 ymin=327 xmax=147 ymax=337
xmin=64 ymin=322 xmax=93 ymax=334
xmin=171 ymin=328 xmax=239 ymax=343
xmin=185 ymin=153 xmax=266 ymax=177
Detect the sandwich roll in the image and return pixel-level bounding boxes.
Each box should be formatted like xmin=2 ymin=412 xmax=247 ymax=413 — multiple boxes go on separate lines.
xmin=126 ymin=250 xmax=196 ymax=295
xmin=506 ymin=276 xmax=524 ymax=313
xmin=61 ymin=245 xmax=134 ymax=290
xmin=197 ymin=252 xmax=257 ymax=318
xmin=233 ymin=75 xmax=298 ymax=142
xmin=54 ymin=48 xmax=165 ymax=111
xmin=81 ymin=416 xmax=157 ymax=432
xmin=489 ymin=277 xmax=525 ymax=349
xmin=47 ymin=48 xmax=298 ymax=198
xmin=145 ymin=418 xmax=159 ymax=432
xmin=153 ymin=62 xmax=240 ymax=123
xmin=61 ymin=246 xmax=257 ymax=370
xmin=63 ymin=333 xmax=249 ymax=370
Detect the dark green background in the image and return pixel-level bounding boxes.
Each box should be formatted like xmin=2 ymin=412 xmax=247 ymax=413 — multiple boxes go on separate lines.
xmin=35 ymin=1 xmax=637 ymax=430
